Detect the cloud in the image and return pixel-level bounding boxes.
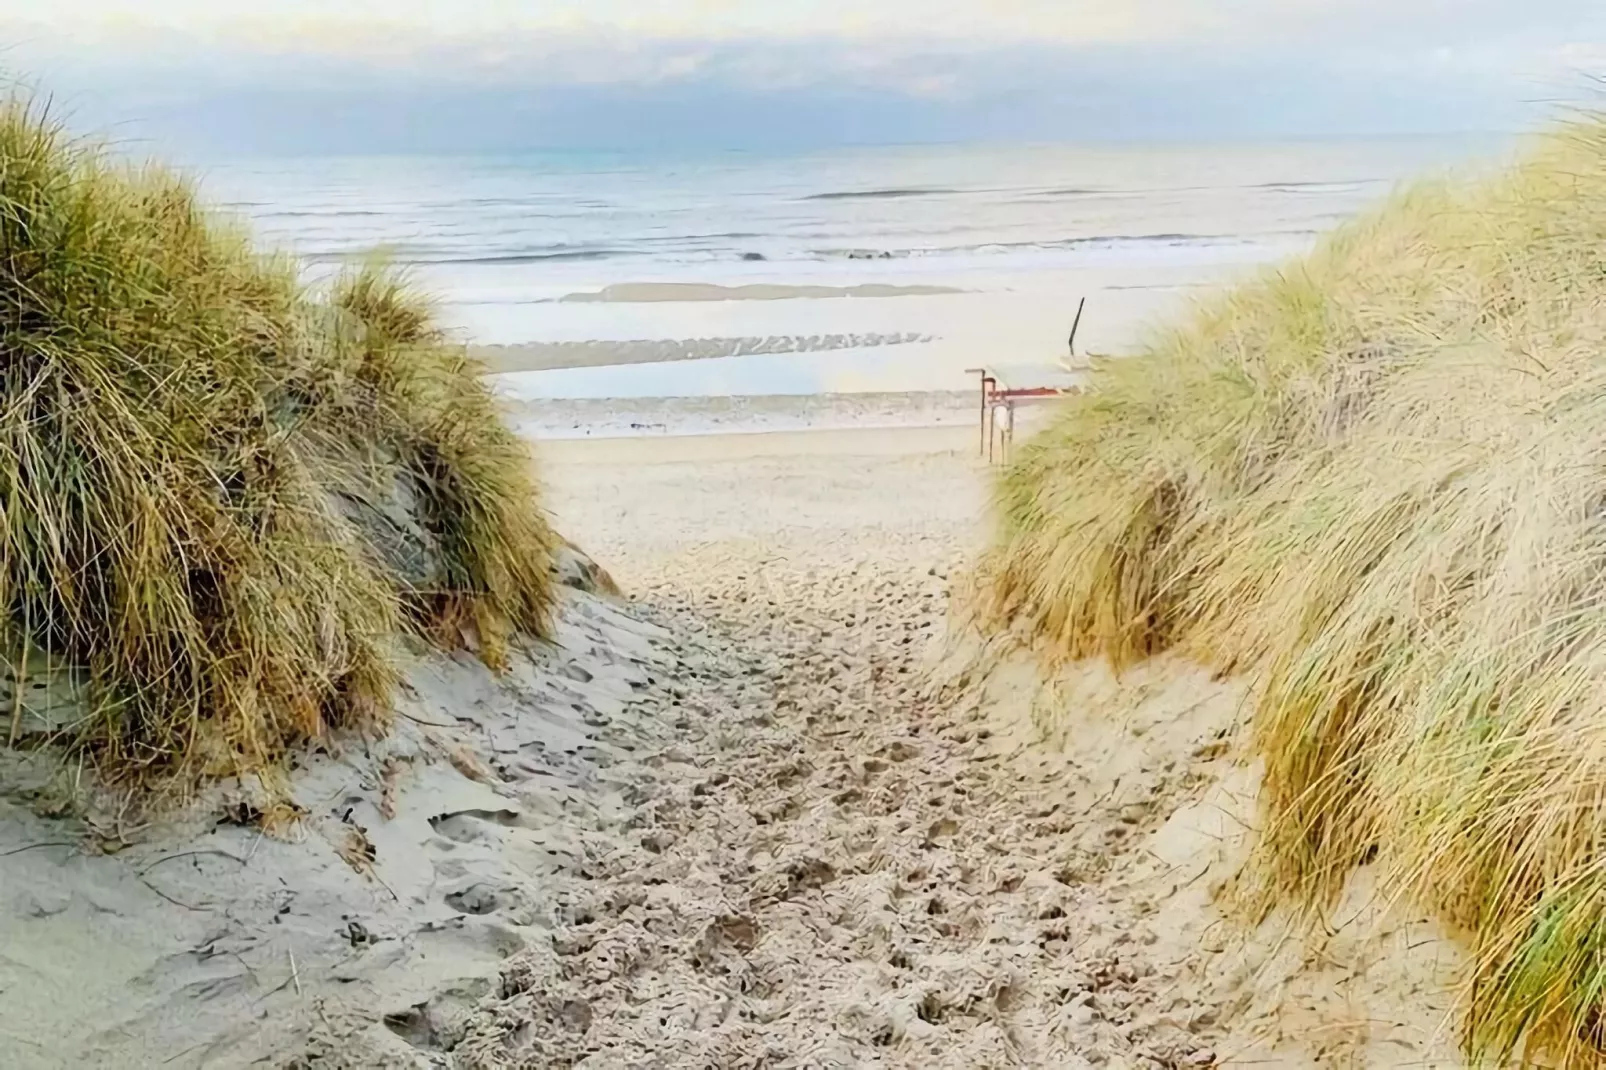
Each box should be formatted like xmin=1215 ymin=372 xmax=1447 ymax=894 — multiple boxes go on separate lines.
xmin=6 ymin=2 xmax=1606 ymax=154
xmin=2 ymin=2 xmax=1239 ymax=50
xmin=18 ymin=0 xmax=1604 ymax=56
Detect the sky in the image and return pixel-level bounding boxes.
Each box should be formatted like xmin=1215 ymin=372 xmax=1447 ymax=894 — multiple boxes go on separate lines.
xmin=4 ymin=1 xmax=1606 ymax=154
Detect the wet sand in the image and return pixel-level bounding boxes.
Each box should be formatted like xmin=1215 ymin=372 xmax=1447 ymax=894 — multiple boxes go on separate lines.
xmin=461 ymin=264 xmax=1216 ymax=386
xmin=556 ymin=282 xmax=967 ymax=304
xmin=473 ymin=333 xmax=933 ymax=375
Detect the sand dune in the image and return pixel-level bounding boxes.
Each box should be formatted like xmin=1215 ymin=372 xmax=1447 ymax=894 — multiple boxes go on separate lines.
xmin=0 ymin=77 xmax=1484 ymax=1070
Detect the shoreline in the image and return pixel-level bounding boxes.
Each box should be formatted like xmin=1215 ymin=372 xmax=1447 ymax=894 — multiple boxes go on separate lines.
xmin=502 ymin=389 xmax=992 ymax=441
xmin=539 ymin=422 xmax=977 ymax=461
xmin=458 ymin=259 xmax=1232 ymax=410
xmin=555 ymin=281 xmax=968 ymax=303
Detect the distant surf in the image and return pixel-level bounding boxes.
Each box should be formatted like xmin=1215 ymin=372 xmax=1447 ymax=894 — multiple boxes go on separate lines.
xmin=803 ymin=187 xmax=959 ymax=201
xmin=810 ymin=229 xmax=1317 ymax=261
xmin=201 ymin=134 xmax=1504 ymax=367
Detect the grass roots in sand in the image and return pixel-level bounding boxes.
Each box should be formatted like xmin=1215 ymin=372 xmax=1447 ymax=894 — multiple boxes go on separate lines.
xmin=980 ymin=116 xmax=1606 ymax=1066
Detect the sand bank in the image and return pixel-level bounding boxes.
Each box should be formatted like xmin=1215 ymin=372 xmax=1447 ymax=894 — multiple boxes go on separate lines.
xmin=473 ymin=332 xmax=930 ymax=374
xmin=555 ymin=282 xmax=966 ymax=303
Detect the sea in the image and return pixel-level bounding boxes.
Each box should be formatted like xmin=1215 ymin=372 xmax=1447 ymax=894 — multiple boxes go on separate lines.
xmin=197 ymin=137 xmax=1510 ymax=434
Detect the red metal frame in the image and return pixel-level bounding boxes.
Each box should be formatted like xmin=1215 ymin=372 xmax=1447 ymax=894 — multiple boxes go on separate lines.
xmin=992 ymin=387 xmax=1064 ymax=399
xmin=966 ymin=367 xmax=1078 ymax=464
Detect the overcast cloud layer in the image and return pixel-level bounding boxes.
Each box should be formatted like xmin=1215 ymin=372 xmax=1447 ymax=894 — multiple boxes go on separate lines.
xmin=4 ymin=1 xmax=1605 ymax=154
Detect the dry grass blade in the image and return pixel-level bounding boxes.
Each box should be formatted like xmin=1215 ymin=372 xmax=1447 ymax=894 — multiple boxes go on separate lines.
xmin=0 ymin=94 xmax=555 ymax=794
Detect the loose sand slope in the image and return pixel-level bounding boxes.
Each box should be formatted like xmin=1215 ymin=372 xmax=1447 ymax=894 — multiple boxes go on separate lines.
xmin=0 ymin=575 xmax=671 ymax=1068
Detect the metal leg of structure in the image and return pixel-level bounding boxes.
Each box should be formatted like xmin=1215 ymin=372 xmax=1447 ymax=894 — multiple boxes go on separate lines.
xmin=979 ymin=378 xmax=987 ymax=457
xmin=965 ymin=369 xmax=996 ymax=459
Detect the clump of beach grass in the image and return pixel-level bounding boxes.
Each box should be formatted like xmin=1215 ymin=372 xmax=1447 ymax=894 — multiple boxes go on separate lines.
xmin=981 ymin=117 xmax=1606 ymax=1066
xmin=325 ymin=266 xmax=556 ymax=669
xmin=0 ymin=98 xmax=554 ymax=785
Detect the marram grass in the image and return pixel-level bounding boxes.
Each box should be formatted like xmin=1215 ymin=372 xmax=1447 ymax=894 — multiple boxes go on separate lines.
xmin=0 ymin=99 xmax=554 ymax=784
xmin=980 ymin=117 xmax=1606 ymax=1066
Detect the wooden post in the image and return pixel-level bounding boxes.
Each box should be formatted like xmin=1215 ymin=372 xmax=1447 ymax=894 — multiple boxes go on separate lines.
xmin=976 ymin=374 xmax=989 ymax=459
xmin=965 ymin=368 xmax=992 ymax=458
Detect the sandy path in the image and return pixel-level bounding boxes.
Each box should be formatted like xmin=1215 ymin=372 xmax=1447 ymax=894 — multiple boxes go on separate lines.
xmin=454 ymin=566 xmax=1228 ymax=1067
xmin=444 ymin=428 xmax=1244 ymax=1068
xmin=0 ymin=430 xmax=1465 ymax=1068
xmin=438 ymin=425 xmax=1469 ymax=1068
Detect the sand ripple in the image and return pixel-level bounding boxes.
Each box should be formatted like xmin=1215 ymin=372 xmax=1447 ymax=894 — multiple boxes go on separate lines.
xmin=476 ymin=333 xmax=931 ymax=374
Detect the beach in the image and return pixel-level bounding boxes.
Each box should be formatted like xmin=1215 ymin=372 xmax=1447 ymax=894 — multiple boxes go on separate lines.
xmin=9 ymin=2 xmax=1605 ymax=1059
xmin=0 ymin=420 xmax=1466 ymax=1068
xmin=0 ymin=131 xmax=1510 ymax=1068
xmin=202 ymin=136 xmax=1502 ymax=413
